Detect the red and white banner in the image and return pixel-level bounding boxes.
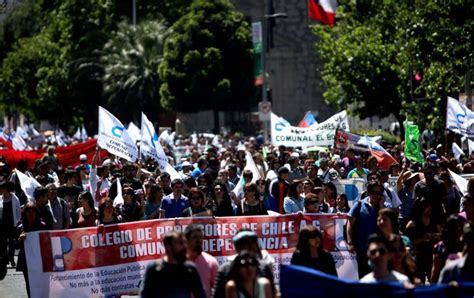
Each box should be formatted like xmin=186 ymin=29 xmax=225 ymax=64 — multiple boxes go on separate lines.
xmin=25 ymin=214 xmax=357 ymax=298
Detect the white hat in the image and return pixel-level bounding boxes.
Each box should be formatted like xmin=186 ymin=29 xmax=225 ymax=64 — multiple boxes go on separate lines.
xmin=79 ymin=154 xmax=87 ymax=161
xmin=181 ymin=161 xmax=192 ymax=167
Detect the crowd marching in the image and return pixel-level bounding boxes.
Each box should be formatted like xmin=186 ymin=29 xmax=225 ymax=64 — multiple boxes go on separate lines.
xmin=1 ymin=119 xmax=474 ymax=297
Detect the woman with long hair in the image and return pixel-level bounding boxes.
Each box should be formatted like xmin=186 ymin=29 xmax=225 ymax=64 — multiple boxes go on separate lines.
xmin=335 ymin=193 xmax=350 ymax=213
xmin=291 ymin=225 xmax=337 ymax=276
xmin=182 ymin=188 xmax=210 ymax=217
xmin=96 ymin=197 xmax=122 ymax=225
xmin=76 ymin=192 xmax=97 ymax=228
xmin=405 ymin=198 xmax=442 ymax=283
xmin=206 ymin=181 xmax=234 ymax=216
xmin=16 ymin=202 xmax=47 ymax=297
xmin=430 ymin=214 xmax=465 ymax=282
xmin=283 ymin=180 xmax=305 ymax=214
xmin=388 ymin=234 xmax=420 ymax=284
xmin=236 ymin=183 xmax=267 ymax=216
xmin=225 ymin=250 xmax=273 ymax=298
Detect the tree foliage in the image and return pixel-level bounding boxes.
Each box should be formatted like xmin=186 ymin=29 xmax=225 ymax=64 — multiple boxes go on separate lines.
xmin=0 ymin=0 xmax=114 ymax=125
xmin=314 ymin=0 xmax=473 ymax=137
xmin=102 ymin=20 xmax=168 ymax=122
xmin=159 ymin=0 xmax=254 ymax=114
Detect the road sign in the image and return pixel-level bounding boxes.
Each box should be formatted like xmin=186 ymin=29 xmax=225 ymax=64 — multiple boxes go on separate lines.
xmin=259 ymin=101 xmax=271 ymax=121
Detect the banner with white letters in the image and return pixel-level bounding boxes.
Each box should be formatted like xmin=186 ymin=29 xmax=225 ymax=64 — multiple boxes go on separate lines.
xmin=97 ymin=107 xmax=138 ymax=162
xmin=26 ymin=214 xmax=357 ymax=298
xmin=271 ymin=111 xmax=349 ymax=147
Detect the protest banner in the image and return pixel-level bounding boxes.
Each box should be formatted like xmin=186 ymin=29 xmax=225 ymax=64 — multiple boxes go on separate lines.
xmin=446 ymin=96 xmax=474 ymax=137
xmin=25 ymin=214 xmax=357 ymax=298
xmin=271 ymin=111 xmax=349 ymax=147
xmin=140 ymin=113 xmax=168 ymax=172
xmin=98 ymin=106 xmax=138 ymax=162
xmin=334 ymin=179 xmax=365 ymax=203
xmin=0 ymin=139 xmax=107 ymax=169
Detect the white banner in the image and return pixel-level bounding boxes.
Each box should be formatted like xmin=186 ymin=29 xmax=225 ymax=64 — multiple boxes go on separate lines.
xmin=97 ymin=107 xmax=138 ymax=162
xmin=271 ymin=111 xmax=349 ymax=147
xmin=446 ymin=96 xmax=474 ymax=137
xmin=127 ymin=122 xmax=141 ymax=145
xmin=140 ymin=113 xmax=168 ymax=172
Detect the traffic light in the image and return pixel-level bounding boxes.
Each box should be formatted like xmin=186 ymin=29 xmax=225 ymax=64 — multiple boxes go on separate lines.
xmin=411 ymin=71 xmax=425 ymax=99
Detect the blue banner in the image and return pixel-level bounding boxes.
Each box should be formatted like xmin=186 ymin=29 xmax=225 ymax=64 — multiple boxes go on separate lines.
xmin=280 ymin=264 xmax=474 ymax=298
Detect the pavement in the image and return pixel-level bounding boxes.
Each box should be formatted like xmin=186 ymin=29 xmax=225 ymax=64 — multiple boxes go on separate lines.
xmin=0 ymin=255 xmax=28 ymax=298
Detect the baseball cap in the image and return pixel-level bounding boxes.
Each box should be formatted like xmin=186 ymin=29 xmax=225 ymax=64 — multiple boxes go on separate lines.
xmin=79 ymin=154 xmax=87 ymax=161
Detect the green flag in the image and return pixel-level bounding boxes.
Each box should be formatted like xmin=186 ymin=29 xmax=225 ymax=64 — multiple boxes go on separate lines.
xmin=404 ymin=124 xmax=424 ymax=163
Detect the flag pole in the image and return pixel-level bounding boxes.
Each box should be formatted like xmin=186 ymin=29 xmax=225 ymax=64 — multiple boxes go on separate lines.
xmin=444 ymin=96 xmax=449 ymax=158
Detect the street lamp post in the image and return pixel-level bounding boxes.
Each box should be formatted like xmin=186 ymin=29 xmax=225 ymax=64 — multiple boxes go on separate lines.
xmin=261 ymin=12 xmax=287 ymax=143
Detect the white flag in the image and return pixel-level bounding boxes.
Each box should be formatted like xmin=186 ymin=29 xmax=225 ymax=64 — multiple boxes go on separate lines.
xmin=141 ymin=113 xmax=168 ymax=171
xmin=127 ymin=122 xmax=141 ymax=145
xmin=446 ymin=97 xmax=474 ymax=137
xmin=232 ymin=151 xmax=261 ymax=198
xmin=30 ymin=124 xmax=41 ymax=137
xmin=165 ymin=163 xmax=181 ymax=181
xmin=452 ymin=142 xmax=464 ymax=161
xmin=468 ymin=139 xmax=474 ymax=155
xmin=12 ymin=133 xmax=27 ymax=150
xmin=159 ymin=129 xmax=170 ymax=143
xmin=212 ymin=135 xmax=219 ymax=147
xmin=16 ymin=126 xmax=29 ymax=139
xmin=98 ymin=106 xmax=138 ymax=162
xmin=15 ymin=169 xmax=41 ymax=201
xmin=113 ymin=177 xmax=124 ymax=207
xmin=73 ymin=127 xmax=81 ymax=140
xmin=80 ymin=125 xmax=88 ymax=140
xmin=448 ymin=169 xmax=468 ymax=195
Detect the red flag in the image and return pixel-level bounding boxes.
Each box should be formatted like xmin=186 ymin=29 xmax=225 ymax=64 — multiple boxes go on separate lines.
xmin=308 ymin=0 xmax=337 ymax=26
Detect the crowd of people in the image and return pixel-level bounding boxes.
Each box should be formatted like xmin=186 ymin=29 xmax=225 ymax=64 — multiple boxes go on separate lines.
xmin=1 ymin=131 xmax=474 ymax=297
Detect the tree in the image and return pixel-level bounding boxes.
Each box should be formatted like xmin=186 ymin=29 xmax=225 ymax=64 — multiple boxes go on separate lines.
xmin=0 ymin=0 xmax=115 ymax=128
xmin=313 ymin=0 xmax=473 ymax=139
xmin=0 ymin=28 xmax=70 ymax=121
xmin=101 ymin=20 xmax=168 ymax=122
xmin=159 ymin=0 xmax=254 ymax=132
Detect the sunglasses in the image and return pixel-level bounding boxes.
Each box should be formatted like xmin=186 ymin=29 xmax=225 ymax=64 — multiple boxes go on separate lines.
xmin=239 ymin=258 xmax=258 ymax=267
xmin=368 ymin=247 xmax=387 ymax=256
xmin=105 ymin=204 xmax=113 ymax=208
xmin=257 ymin=182 xmax=265 ymax=186
xmin=305 ymin=200 xmax=320 ymax=206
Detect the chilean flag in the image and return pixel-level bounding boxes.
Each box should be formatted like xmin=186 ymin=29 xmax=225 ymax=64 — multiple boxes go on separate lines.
xmin=366 ymin=137 xmax=398 ymax=171
xmin=308 ymin=0 xmax=337 ymax=26
xmin=298 ymin=111 xmax=317 ymax=128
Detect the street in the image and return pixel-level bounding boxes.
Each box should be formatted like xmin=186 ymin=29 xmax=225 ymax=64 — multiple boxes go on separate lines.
xmin=0 ymin=255 xmax=28 ymax=298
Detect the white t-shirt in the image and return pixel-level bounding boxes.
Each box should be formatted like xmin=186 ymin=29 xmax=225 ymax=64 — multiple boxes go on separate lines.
xmin=360 ymin=270 xmax=409 ymax=283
